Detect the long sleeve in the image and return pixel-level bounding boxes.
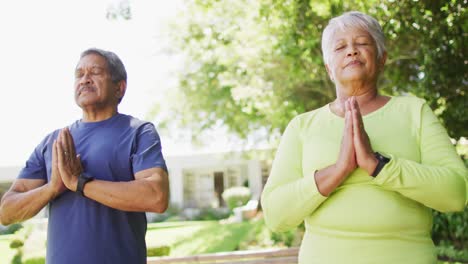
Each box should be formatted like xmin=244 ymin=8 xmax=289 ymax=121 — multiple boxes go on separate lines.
xmin=373 ymin=103 xmax=467 ymax=212
xmin=261 ymin=117 xmax=327 ymax=232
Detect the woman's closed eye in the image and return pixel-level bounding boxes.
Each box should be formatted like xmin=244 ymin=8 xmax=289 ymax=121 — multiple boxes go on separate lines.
xmin=335 ymin=45 xmax=346 ymax=51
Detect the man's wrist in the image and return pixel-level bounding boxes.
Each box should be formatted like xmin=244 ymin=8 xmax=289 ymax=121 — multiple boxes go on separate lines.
xmin=76 ymin=173 xmax=94 ymax=196
xmin=46 ymin=183 xmax=60 ymax=200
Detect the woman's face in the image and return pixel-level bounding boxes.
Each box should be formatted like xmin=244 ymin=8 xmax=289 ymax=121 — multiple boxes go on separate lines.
xmin=325 ymin=27 xmax=385 ymax=89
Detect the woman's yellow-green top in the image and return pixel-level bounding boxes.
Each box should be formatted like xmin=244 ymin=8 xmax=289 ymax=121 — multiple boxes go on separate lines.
xmin=261 ymin=96 xmax=467 ymax=264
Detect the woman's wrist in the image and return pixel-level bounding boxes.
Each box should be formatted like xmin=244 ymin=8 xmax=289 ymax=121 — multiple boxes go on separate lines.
xmin=335 ymin=160 xmax=356 ymax=176
xmin=361 ymin=154 xmax=378 ymax=176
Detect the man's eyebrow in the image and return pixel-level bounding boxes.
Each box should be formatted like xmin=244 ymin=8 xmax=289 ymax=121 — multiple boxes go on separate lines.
xmin=75 ymin=65 xmax=105 ymax=71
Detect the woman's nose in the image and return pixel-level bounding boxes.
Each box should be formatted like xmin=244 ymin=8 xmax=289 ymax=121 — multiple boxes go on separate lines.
xmin=346 ymin=46 xmax=359 ymax=57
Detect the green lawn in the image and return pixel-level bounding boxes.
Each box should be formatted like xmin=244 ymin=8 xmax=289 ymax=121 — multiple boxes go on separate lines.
xmin=0 ymin=220 xmax=265 ymax=263
xmin=0 ymin=219 xmax=465 ymax=263
xmin=146 ymin=220 xmax=264 ymax=256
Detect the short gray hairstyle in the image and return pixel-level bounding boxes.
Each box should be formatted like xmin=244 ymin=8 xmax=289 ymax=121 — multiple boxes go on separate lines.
xmin=79 ymin=48 xmax=127 ymax=84
xmin=321 ymin=11 xmax=386 ymax=65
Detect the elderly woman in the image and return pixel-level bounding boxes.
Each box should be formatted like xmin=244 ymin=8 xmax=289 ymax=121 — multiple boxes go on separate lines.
xmin=261 ymin=11 xmax=467 ymax=264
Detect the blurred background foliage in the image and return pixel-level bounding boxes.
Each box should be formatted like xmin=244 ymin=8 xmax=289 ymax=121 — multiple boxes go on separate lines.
xmin=164 ymin=0 xmax=466 ymax=145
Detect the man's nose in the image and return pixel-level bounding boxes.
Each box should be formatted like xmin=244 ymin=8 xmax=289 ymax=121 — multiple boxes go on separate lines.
xmin=79 ymin=73 xmax=92 ymax=85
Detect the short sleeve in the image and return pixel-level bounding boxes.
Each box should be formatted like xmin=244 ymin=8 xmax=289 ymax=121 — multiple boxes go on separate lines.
xmin=131 ymin=123 xmax=167 ymax=174
xmin=18 ymin=138 xmax=49 ymax=181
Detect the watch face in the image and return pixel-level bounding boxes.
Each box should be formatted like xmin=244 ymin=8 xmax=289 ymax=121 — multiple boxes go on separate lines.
xmin=376 ymin=152 xmax=390 ymax=162
xmin=81 ymin=174 xmax=94 ymax=180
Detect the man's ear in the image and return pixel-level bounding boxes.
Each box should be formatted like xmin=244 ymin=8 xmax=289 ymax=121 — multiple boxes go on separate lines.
xmin=116 ymin=80 xmax=127 ymax=101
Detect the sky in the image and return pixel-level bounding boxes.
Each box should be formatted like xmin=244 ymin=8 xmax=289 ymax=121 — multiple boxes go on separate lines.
xmin=0 ymin=0 xmax=215 ymax=167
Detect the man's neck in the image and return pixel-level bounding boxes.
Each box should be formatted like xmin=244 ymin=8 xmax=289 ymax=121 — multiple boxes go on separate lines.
xmin=81 ymin=107 xmax=118 ymax=122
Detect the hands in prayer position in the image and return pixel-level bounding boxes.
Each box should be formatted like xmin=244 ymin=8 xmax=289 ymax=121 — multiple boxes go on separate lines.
xmin=337 ymin=96 xmax=377 ymax=177
xmin=51 ymin=128 xmax=83 ymax=193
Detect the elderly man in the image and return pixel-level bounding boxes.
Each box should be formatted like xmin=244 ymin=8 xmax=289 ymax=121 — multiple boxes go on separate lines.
xmin=0 ymin=48 xmax=169 ymax=264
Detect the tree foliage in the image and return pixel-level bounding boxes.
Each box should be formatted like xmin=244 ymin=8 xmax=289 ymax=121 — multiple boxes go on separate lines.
xmin=166 ymin=0 xmax=467 ymax=143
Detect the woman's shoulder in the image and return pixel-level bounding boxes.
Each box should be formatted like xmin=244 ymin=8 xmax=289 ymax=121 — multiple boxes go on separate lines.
xmin=384 ymin=95 xmax=430 ymax=124
xmin=390 ymin=94 xmax=427 ymax=108
xmin=287 ymin=104 xmax=330 ymax=129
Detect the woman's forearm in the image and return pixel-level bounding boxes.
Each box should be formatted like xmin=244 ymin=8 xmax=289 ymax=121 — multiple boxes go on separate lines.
xmin=314 ymin=164 xmax=350 ymax=196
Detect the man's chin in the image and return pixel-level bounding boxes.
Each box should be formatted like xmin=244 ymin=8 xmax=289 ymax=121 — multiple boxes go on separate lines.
xmin=76 ymin=98 xmax=99 ymax=108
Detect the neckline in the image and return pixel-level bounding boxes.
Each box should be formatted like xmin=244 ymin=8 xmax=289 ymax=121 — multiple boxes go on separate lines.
xmin=78 ymin=113 xmax=121 ymax=128
xmin=326 ymin=96 xmax=395 ymax=120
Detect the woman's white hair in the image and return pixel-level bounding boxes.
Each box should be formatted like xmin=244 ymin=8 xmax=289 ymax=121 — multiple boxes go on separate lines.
xmin=321 ymin=11 xmax=386 ymax=65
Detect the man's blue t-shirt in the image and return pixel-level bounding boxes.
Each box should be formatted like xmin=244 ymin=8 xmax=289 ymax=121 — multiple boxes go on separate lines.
xmin=18 ymin=113 xmax=167 ymax=264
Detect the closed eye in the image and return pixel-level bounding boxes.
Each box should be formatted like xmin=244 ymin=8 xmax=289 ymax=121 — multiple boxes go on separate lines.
xmin=75 ymin=71 xmax=84 ymax=79
xmin=335 ymin=46 xmax=345 ymax=51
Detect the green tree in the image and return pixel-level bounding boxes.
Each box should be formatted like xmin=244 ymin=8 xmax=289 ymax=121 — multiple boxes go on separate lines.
xmin=165 ymin=0 xmax=466 ymax=143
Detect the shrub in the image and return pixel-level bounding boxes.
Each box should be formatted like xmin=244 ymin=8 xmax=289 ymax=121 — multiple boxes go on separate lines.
xmin=193 ymin=208 xmax=231 ymax=221
xmin=0 ymin=223 xmax=23 ymax=235
xmin=9 ymin=239 xmax=24 ymax=249
xmin=222 ymin=187 xmax=251 ymax=210
xmin=432 ymin=207 xmax=468 ymax=262
xmin=23 ymin=257 xmax=46 ymax=264
xmin=147 ymin=246 xmax=170 ymax=257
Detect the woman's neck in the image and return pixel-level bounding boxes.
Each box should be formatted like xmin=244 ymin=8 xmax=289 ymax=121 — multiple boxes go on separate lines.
xmin=330 ymin=89 xmax=384 ymax=117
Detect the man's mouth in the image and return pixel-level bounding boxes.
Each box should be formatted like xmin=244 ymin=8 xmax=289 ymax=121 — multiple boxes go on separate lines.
xmin=79 ymin=86 xmax=95 ymax=94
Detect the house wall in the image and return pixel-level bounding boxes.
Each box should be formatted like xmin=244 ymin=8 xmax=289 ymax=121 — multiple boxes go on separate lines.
xmin=0 ymin=151 xmax=269 ymax=210
xmin=165 ymin=152 xmax=266 ymax=208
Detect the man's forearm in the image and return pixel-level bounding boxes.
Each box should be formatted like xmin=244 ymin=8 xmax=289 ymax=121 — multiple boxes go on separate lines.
xmin=0 ymin=184 xmax=54 ymax=225
xmin=82 ymin=177 xmax=169 ymax=213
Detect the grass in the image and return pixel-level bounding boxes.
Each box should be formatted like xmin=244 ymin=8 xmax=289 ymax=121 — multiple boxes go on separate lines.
xmin=0 ymin=220 xmax=265 ymax=263
xmin=146 ymin=220 xmax=264 ymax=256
xmin=0 ymin=219 xmax=466 ymax=263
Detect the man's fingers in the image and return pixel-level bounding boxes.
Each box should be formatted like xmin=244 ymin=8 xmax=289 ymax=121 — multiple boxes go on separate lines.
xmin=56 ymin=138 xmax=64 ymax=168
xmin=61 ymin=128 xmax=71 ymax=158
xmin=52 ymin=140 xmax=57 ymax=167
xmin=64 ymin=128 xmax=77 ymax=158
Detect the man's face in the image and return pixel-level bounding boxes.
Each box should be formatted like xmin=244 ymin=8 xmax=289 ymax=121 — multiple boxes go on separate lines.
xmin=74 ymin=54 xmax=121 ymax=109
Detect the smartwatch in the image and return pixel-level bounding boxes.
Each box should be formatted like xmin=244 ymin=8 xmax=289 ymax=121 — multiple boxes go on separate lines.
xmin=371 ymin=152 xmax=390 ymax=177
xmin=76 ymin=173 xmax=94 ymax=196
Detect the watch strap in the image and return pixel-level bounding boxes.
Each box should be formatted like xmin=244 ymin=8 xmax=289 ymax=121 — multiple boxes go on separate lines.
xmin=76 ymin=173 xmax=94 ymax=196
xmin=371 ymin=152 xmax=390 ymax=177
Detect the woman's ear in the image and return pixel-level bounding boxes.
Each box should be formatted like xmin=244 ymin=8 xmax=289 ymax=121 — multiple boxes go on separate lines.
xmin=325 ymin=64 xmax=334 ymax=82
xmin=379 ymin=51 xmax=387 ymax=71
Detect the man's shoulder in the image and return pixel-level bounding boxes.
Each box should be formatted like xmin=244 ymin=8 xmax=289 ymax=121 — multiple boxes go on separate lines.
xmin=118 ymin=113 xmax=155 ymax=129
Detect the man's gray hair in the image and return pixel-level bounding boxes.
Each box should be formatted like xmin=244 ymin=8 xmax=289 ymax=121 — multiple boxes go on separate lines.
xmin=80 ymin=48 xmax=127 ymax=84
xmin=321 ymin=11 xmax=386 ymax=65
